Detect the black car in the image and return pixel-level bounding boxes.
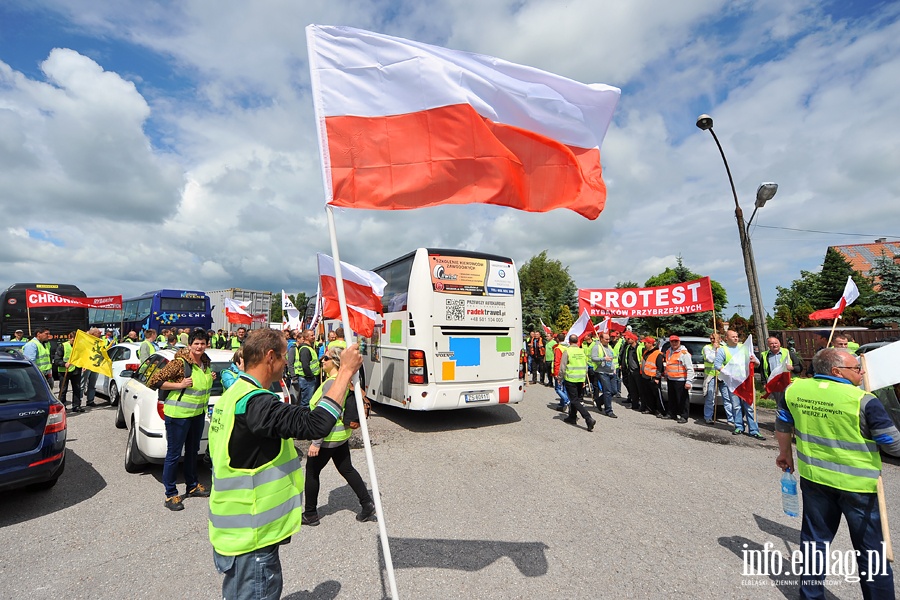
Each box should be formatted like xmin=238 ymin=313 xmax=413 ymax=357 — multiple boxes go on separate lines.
xmin=0 ymin=347 xmax=67 ymax=492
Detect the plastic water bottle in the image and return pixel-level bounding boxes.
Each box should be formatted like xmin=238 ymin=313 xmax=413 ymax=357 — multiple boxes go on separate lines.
xmin=781 ymin=468 xmax=799 ymax=517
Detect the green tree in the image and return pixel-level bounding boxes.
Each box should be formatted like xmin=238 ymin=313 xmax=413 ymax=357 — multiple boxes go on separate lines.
xmin=773 ymin=270 xmax=820 ymax=328
xmin=817 ymin=248 xmax=875 ymax=325
xmin=728 ymin=313 xmax=749 ymax=338
xmin=638 ymin=256 xmax=728 ymax=337
xmin=518 ymin=251 xmax=577 ymax=323
xmin=555 ymin=304 xmax=574 ymax=333
xmin=270 ymin=292 xmax=310 ymax=325
xmin=867 ymin=252 xmax=900 ymax=327
xmin=522 ymin=290 xmax=549 ymax=333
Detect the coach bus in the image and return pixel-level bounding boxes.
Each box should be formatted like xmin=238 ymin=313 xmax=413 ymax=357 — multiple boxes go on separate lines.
xmin=361 ymin=248 xmax=524 ymax=411
xmin=0 ymin=283 xmax=89 ymax=341
xmin=91 ymin=289 xmax=212 ymax=334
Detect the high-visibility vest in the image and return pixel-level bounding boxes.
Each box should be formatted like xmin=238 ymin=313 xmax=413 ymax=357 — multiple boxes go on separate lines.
xmin=163 ymin=358 xmax=213 ymax=418
xmin=328 ymin=340 xmax=347 ymax=352
xmin=581 ymin=340 xmax=595 ymax=362
xmin=210 ymin=334 xmax=219 ymax=349
xmin=229 ymin=336 xmax=242 ymax=350
xmin=718 ymin=346 xmax=734 ymax=378
xmin=848 ymin=341 xmax=860 ymax=355
xmin=636 ymin=342 xmax=645 ymax=362
xmin=611 ymin=338 xmax=624 ymax=360
xmin=58 ymin=341 xmax=76 ymax=373
xmin=208 ymin=376 xmax=303 ymax=556
xmin=761 ymin=348 xmax=791 ymax=381
xmin=785 ymin=378 xmax=881 ymax=493
xmin=564 ymin=346 xmax=588 ymax=383
xmin=139 ymin=339 xmax=156 ymax=362
xmin=702 ymin=344 xmax=717 ymax=377
xmin=545 ymin=339 xmax=557 ymax=358
xmin=25 ymin=338 xmax=52 ymax=374
xmin=309 ymin=375 xmax=351 ymax=446
xmin=664 ymin=347 xmax=690 ymax=380
xmin=642 ymin=349 xmax=661 ymax=378
xmin=293 ymin=343 xmax=320 ymax=378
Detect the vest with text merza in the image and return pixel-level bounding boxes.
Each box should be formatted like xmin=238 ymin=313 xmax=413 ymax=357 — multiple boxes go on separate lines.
xmin=163 ymin=359 xmax=213 ymax=418
xmin=785 ymin=377 xmax=881 ymax=493
xmin=761 ymin=348 xmax=790 ymax=380
xmin=208 ymin=377 xmax=303 ymax=556
xmin=641 ymin=349 xmax=662 ymax=378
xmin=564 ymin=345 xmax=588 ymax=383
xmin=309 ymin=375 xmax=351 ymax=446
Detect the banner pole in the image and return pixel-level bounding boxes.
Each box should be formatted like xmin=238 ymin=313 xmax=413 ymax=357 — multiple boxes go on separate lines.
xmin=711 ymin=306 xmax=718 ymax=423
xmin=326 ymin=205 xmax=399 ymax=599
xmin=27 ymin=307 xmax=32 ymax=337
xmin=826 ymin=316 xmax=839 ymax=347
xmin=861 ymin=353 xmax=894 ymax=562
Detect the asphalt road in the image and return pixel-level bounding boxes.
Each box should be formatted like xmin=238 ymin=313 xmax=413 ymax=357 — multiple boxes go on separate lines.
xmin=3 ymin=383 xmax=900 ymax=599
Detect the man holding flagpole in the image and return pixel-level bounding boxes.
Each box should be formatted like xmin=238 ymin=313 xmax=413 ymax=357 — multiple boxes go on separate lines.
xmin=718 ymin=331 xmax=764 ymax=440
xmin=776 ymin=348 xmax=900 ymax=598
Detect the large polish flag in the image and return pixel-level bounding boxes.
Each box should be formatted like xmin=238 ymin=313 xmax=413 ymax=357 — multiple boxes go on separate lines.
xmin=224 ymin=297 xmax=253 ymax=325
xmin=566 ymin=309 xmax=597 ymax=346
xmin=317 ymin=253 xmax=387 ymax=338
xmin=809 ymin=276 xmax=860 ymax=320
xmin=720 ymin=335 xmax=757 ymax=405
xmin=306 ymin=25 xmax=621 ymax=220
xmin=763 ymin=354 xmax=793 ymax=398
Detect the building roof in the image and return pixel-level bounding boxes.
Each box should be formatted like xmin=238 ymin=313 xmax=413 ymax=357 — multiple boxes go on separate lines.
xmin=831 ymin=240 xmax=900 ymax=275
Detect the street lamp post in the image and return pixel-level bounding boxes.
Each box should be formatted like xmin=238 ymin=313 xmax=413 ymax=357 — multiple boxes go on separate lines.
xmin=696 ymin=114 xmax=775 ymax=348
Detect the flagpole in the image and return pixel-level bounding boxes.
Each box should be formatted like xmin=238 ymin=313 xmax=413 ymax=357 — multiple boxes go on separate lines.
xmin=325 ymin=205 xmax=400 ymax=599
xmin=27 ymin=307 xmax=32 ymax=337
xmin=826 ymin=316 xmax=840 ymax=347
xmin=711 ymin=308 xmax=718 ymax=423
xmin=860 ymin=353 xmax=894 ymax=562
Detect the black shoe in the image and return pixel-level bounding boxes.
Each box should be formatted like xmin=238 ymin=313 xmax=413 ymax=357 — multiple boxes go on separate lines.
xmin=556 ymin=405 xmax=567 ymax=412
xmin=606 ymin=412 xmax=618 ymax=419
xmin=732 ymin=428 xmax=744 ymax=435
xmin=72 ymin=406 xmax=85 ymax=413
xmin=586 ymin=418 xmax=597 ymax=432
xmin=748 ymin=432 xmax=766 ymax=440
xmin=357 ymin=502 xmax=377 ymax=522
xmin=301 ymin=513 xmax=320 ymax=527
xmin=563 ymin=417 xmax=577 ymax=425
xmin=676 ymin=417 xmax=687 ymax=424
xmin=656 ymin=413 xmax=666 ymax=419
xmin=165 ymin=495 xmax=184 ymax=511
xmin=86 ymin=402 xmax=97 ymax=407
xmin=186 ymin=484 xmax=210 ymax=498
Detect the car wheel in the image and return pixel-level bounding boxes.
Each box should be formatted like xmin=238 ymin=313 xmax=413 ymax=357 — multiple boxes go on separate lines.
xmin=114 ymin=397 xmax=126 ymax=429
xmin=124 ymin=420 xmax=145 ymax=473
xmin=109 ymin=381 xmax=119 ymax=406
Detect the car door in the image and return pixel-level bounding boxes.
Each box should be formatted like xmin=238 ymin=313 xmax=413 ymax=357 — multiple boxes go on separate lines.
xmin=123 ymin=354 xmax=168 ymax=426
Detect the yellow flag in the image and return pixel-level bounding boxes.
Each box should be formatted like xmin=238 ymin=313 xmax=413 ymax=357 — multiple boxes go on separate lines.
xmin=70 ymin=330 xmax=113 ymax=378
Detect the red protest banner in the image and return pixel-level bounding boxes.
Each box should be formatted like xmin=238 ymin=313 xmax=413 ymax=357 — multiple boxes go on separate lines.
xmin=26 ymin=290 xmax=123 ymax=310
xmin=578 ymin=277 xmax=714 ymax=318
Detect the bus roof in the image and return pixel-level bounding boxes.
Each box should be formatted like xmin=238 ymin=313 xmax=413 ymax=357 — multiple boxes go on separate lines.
xmin=372 ymin=248 xmax=514 ymax=272
xmin=127 ymin=289 xmax=208 ymax=301
xmin=2 ymin=283 xmax=86 ymax=296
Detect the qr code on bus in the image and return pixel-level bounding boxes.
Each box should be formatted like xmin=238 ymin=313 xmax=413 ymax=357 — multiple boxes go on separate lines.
xmin=445 ymin=299 xmax=465 ymax=321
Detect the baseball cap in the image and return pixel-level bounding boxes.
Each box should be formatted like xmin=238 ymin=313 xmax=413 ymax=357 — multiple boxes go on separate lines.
xmin=643 ymin=336 xmax=656 ymax=345
xmin=15 ymin=329 xmax=23 ymax=334
xmin=669 ymin=335 xmax=680 ymax=342
xmin=624 ymin=332 xmax=637 ymax=341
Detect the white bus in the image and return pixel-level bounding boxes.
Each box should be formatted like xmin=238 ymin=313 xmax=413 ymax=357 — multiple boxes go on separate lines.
xmin=361 ymin=248 xmax=524 ymax=411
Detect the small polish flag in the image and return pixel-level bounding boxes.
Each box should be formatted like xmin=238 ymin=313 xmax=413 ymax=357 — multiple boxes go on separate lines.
xmin=809 ymin=276 xmax=861 ymax=320
xmin=224 ymin=297 xmax=253 ymax=325
xmin=317 ymin=253 xmax=387 ymax=338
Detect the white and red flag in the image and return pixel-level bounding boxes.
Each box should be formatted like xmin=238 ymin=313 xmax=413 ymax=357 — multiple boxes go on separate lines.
xmin=809 ymin=276 xmax=861 ymax=320
xmin=763 ymin=353 xmax=793 ymax=398
xmin=317 ymin=253 xmax=387 ymax=338
xmin=282 ymin=290 xmax=301 ymax=331
xmin=566 ymin=309 xmax=597 ymax=346
xmin=306 ymin=25 xmax=620 ymax=220
xmin=540 ymin=318 xmax=553 ymax=337
xmin=720 ymin=335 xmax=757 ymax=405
xmin=224 ymin=297 xmax=253 ymax=325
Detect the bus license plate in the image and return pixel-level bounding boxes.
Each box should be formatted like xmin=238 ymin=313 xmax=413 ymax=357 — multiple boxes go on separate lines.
xmin=465 ymin=392 xmax=490 ymax=403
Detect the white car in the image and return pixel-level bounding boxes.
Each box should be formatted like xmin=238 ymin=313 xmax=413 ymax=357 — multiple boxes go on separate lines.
xmin=97 ymin=342 xmax=141 ymax=409
xmin=119 ymin=348 xmax=289 ymax=473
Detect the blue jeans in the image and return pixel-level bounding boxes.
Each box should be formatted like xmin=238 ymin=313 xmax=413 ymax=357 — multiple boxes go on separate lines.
xmin=598 ymin=372 xmax=615 ymax=414
xmin=732 ymin=390 xmax=759 ymax=435
xmin=799 ymin=477 xmax=893 ymax=599
xmin=162 ymin=413 xmax=205 ymax=498
xmin=703 ymin=375 xmax=717 ymax=421
xmin=612 ymin=370 xmax=621 ymax=395
xmin=719 ymin=381 xmax=734 ymax=425
xmin=295 ymin=377 xmax=317 ymax=408
xmin=554 ymin=377 xmax=569 ymax=407
xmin=214 ymin=544 xmax=283 ymax=600
xmin=81 ymin=369 xmax=99 ymax=403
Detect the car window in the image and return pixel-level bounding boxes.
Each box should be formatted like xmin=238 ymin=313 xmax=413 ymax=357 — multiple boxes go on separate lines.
xmin=661 ymin=341 xmax=705 ymax=365
xmin=136 ymin=354 xmax=168 ymax=385
xmin=109 ymin=346 xmax=129 ymax=361
xmin=0 ymin=364 xmax=42 ymax=404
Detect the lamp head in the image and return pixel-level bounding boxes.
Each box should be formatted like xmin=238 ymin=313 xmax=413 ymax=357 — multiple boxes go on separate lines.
xmin=755 ymin=182 xmax=778 ymax=208
xmin=696 ymin=114 xmax=714 ymax=130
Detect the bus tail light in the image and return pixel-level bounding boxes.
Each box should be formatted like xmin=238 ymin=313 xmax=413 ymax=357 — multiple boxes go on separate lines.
xmin=44 ymin=401 xmax=66 ymax=435
xmin=408 ymin=350 xmax=428 ymax=385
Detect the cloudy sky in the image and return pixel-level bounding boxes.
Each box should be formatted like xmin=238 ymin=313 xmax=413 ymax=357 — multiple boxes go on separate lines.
xmin=1 ymin=0 xmax=898 ymax=318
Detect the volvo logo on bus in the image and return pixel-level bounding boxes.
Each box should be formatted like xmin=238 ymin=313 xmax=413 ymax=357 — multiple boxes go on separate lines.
xmin=432 ymin=265 xmax=457 ymax=280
